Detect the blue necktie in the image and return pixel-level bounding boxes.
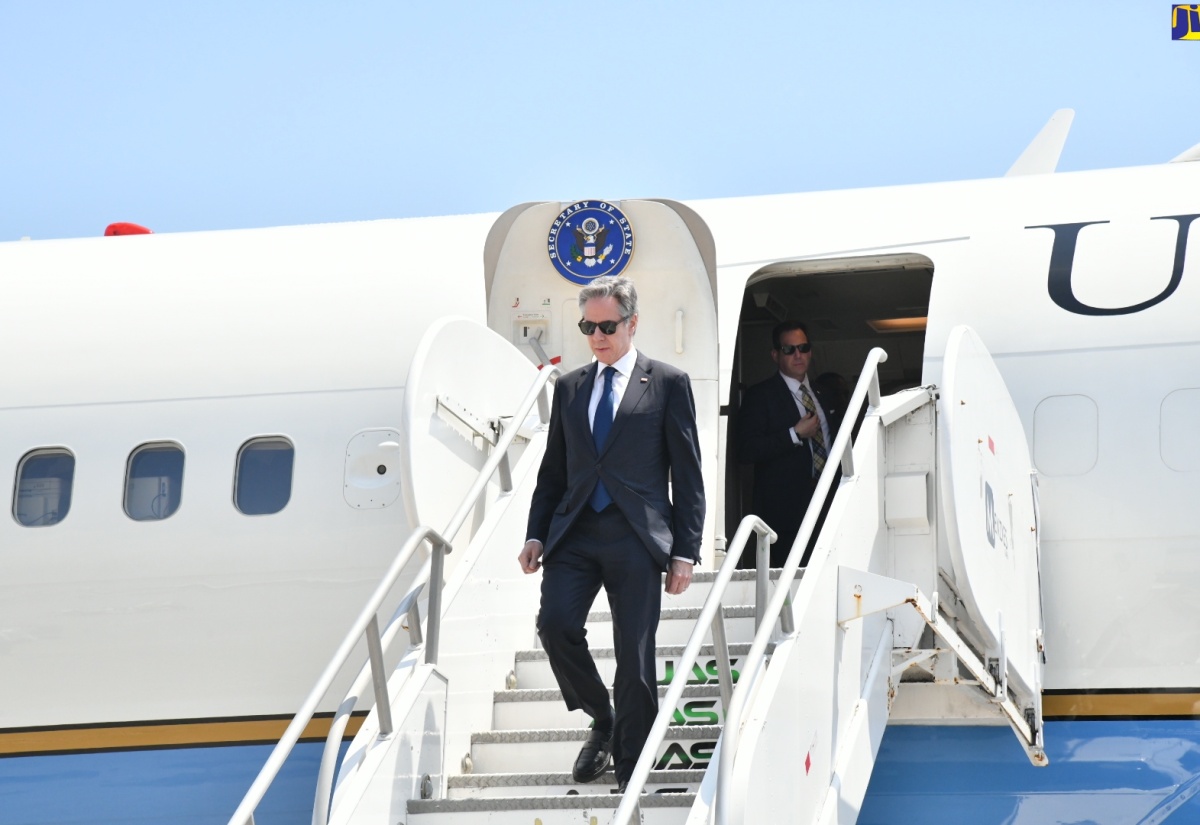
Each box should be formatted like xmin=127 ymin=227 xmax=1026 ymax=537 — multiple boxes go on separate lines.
xmin=590 ymin=366 xmax=616 ymax=511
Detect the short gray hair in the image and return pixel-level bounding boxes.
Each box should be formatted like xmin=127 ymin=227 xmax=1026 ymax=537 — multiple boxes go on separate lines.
xmin=578 ymin=275 xmax=638 ymax=319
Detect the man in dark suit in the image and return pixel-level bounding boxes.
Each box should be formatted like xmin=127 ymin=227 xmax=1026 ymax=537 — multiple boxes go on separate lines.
xmin=518 ymin=275 xmax=705 ymax=791
xmin=737 ymin=320 xmax=843 ymax=568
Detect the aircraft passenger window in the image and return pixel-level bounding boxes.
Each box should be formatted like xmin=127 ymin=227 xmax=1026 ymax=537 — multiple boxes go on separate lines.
xmin=13 ymin=449 xmax=75 ymax=527
xmin=1033 ymin=395 xmax=1098 ymax=476
xmin=1160 ymin=388 xmax=1200 ymax=471
xmin=235 ymin=437 xmax=295 ymax=516
xmin=125 ymin=443 xmax=185 ymax=521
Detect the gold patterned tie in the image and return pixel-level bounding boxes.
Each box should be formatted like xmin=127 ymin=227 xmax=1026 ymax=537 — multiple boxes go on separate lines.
xmin=799 ymin=385 xmax=827 ymax=475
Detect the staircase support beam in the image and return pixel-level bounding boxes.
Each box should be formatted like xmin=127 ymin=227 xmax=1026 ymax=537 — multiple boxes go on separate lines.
xmin=817 ymin=621 xmax=893 ymax=825
xmin=836 ymin=565 xmax=1047 ymax=766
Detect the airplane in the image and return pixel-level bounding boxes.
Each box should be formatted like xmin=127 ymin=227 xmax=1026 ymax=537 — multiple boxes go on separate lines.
xmin=2 ymin=110 xmax=1200 ymax=824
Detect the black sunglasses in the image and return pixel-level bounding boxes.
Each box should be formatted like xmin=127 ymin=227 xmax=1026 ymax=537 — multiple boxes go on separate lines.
xmin=778 ymin=342 xmax=812 ymax=355
xmin=578 ymin=316 xmax=629 ymax=336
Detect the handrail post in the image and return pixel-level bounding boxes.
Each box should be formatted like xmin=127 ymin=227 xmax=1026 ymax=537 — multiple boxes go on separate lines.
xmin=536 ymin=384 xmax=551 ymax=424
xmin=711 ymin=607 xmax=734 ymax=714
xmin=313 ymin=592 xmax=419 ymax=825
xmin=841 ymin=442 xmax=856 ymax=477
xmin=842 ymin=357 xmax=884 ymax=477
xmin=424 ymin=538 xmax=448 ymax=665
xmin=754 ymin=529 xmax=770 ymax=632
xmin=779 ymin=592 xmax=796 ymax=635
xmin=498 ymin=452 xmax=513 ymax=492
xmin=407 ymin=601 xmax=424 ymax=647
xmin=312 ymin=695 xmax=356 ymax=825
xmin=365 ymin=615 xmax=394 ymax=737
xmin=493 ymin=418 xmax=513 ymax=492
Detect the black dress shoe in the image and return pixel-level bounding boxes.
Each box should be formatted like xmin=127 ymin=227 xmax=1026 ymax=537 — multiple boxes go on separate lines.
xmin=572 ymin=725 xmax=614 ymax=783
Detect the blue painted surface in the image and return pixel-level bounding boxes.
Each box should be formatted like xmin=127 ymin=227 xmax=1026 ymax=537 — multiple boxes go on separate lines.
xmin=0 ymin=742 xmax=345 ymax=825
xmin=12 ymin=722 xmax=1200 ymax=823
xmin=861 ymin=721 xmax=1200 ymax=824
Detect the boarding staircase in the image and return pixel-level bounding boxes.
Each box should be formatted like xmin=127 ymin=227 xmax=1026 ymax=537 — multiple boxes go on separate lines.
xmin=229 ymin=325 xmax=1046 ymax=825
xmin=399 ymin=564 xmax=779 ymax=824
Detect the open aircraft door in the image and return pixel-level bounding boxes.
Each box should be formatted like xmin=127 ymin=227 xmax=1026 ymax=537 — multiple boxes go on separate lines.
xmin=397 ymin=317 xmax=540 ymax=559
xmin=938 ymin=325 xmax=1046 ymax=749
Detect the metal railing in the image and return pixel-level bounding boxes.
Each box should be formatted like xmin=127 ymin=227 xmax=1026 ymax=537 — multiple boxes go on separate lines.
xmin=714 ymin=347 xmax=887 ymax=825
xmin=226 ymin=527 xmax=450 ymax=825
xmin=610 ymin=515 xmax=776 ymax=825
xmin=228 ymin=362 xmax=561 ymax=825
xmin=611 ymin=346 xmax=888 ymax=825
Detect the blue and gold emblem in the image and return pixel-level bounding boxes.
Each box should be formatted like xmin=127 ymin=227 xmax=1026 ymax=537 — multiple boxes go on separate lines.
xmin=547 ymin=200 xmax=634 ymax=284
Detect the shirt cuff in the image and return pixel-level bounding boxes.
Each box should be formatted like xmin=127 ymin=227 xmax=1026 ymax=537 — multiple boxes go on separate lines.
xmin=788 ymin=428 xmax=800 ymax=445
xmin=671 ymin=557 xmax=695 ymax=564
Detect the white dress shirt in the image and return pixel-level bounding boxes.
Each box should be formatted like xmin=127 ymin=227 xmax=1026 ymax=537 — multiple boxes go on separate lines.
xmin=780 ymin=372 xmax=831 ymax=449
xmin=588 ymin=346 xmax=637 ymax=430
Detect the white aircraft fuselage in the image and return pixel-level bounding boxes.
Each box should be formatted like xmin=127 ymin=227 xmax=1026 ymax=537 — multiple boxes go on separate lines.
xmin=2 ymin=156 xmax=1199 ymax=823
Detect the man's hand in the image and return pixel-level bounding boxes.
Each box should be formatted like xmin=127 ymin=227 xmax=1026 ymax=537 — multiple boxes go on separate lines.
xmin=793 ymin=413 xmax=819 ymax=439
xmin=518 ymin=540 xmax=544 ymax=574
xmin=665 ymin=558 xmax=693 ymax=595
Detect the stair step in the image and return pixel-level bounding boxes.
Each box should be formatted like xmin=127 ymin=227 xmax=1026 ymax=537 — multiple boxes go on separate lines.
xmin=446 ymin=769 xmax=705 ymax=799
xmin=401 ymin=571 xmax=789 ymax=823
xmin=688 ymin=568 xmax=784 ymax=583
xmin=469 ymin=725 xmax=722 ymax=774
xmin=647 ymin=567 xmax=792 ymax=609
xmin=591 ymin=604 xmax=757 ymax=623
xmin=513 ymin=643 xmax=751 ymax=690
xmin=408 ymin=791 xmax=695 ymax=823
xmin=533 ymin=605 xmax=760 ymax=649
xmin=493 ymin=684 xmax=724 ymax=730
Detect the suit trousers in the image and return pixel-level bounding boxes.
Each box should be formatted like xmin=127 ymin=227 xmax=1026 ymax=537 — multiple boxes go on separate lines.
xmin=537 ymin=505 xmax=663 ymax=783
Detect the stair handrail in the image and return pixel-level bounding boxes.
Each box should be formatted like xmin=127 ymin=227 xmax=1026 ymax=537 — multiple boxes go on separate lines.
xmin=228 ymin=362 xmax=561 ymax=825
xmin=310 ymin=560 xmax=433 ymax=825
xmin=713 ymin=346 xmax=887 ymax=825
xmin=610 ymin=514 xmax=777 ymax=825
xmin=226 ymin=526 xmax=449 ymax=825
xmin=310 ymin=361 xmax=563 ymax=825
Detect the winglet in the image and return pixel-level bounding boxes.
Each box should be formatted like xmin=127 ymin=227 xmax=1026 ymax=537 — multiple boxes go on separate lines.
xmin=1170 ymin=141 xmax=1200 ymax=163
xmin=1005 ymin=109 xmax=1075 ymax=177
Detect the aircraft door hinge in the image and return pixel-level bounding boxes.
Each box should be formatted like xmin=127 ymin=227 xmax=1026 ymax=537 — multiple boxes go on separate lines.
xmin=436 ymin=394 xmax=494 ymax=451
xmin=436 ymin=396 xmax=529 ymax=452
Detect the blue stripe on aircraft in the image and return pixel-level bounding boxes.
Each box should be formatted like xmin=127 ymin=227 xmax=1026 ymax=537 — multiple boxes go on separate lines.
xmin=862 ymin=720 xmax=1200 ymax=824
xmin=0 ymin=741 xmax=347 ymax=825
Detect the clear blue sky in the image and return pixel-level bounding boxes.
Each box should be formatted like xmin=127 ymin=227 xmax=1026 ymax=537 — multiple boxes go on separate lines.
xmin=2 ymin=2 xmax=1197 ymax=240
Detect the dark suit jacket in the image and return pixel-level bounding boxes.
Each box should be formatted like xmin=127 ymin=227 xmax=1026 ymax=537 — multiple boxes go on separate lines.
xmin=527 ymin=352 xmax=705 ymax=569
xmin=737 ymin=373 xmax=844 ymax=548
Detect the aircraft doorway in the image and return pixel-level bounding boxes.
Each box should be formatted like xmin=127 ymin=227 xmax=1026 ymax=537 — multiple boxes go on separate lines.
xmin=724 ymin=254 xmax=934 ymax=546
